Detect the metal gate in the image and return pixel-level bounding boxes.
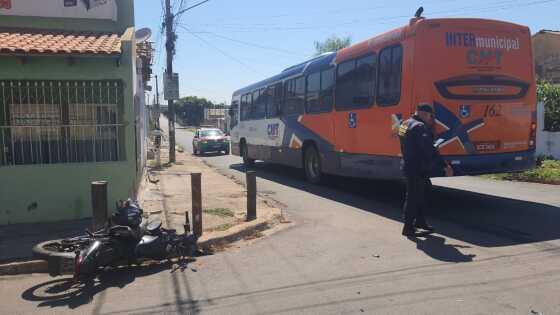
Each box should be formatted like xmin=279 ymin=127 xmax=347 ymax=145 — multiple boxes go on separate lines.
xmin=0 ymin=80 xmax=125 ymax=166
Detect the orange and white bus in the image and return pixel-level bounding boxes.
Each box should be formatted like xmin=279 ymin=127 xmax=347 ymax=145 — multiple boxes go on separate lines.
xmin=229 ymin=17 xmax=537 ymax=183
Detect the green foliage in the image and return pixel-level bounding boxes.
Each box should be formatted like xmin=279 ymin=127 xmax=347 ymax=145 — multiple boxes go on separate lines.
xmin=483 ymin=157 xmax=560 ymax=185
xmin=174 ymin=96 xmax=225 ymax=126
xmin=537 ymin=81 xmax=560 ymax=132
xmin=212 ymin=223 xmax=235 ymax=231
xmin=313 ymin=35 xmax=351 ymax=56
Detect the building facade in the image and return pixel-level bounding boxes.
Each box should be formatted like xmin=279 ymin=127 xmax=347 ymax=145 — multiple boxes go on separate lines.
xmin=532 ymin=30 xmax=560 ymax=84
xmin=0 ymin=0 xmax=142 ymax=224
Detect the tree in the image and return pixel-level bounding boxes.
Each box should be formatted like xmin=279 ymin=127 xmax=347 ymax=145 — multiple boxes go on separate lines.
xmin=313 ymin=35 xmax=351 ymax=56
xmin=175 ymin=96 xmax=213 ymax=126
xmin=537 ymin=81 xmax=560 ymax=132
xmin=173 ymin=96 xmax=229 ymax=126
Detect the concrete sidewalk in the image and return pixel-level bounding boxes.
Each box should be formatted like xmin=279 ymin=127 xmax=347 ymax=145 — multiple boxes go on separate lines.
xmin=433 ymin=176 xmax=560 ymax=207
xmin=138 ymin=131 xmax=283 ymax=249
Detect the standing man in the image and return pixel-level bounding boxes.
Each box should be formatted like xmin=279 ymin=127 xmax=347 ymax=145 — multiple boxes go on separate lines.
xmin=398 ymin=104 xmax=453 ymax=237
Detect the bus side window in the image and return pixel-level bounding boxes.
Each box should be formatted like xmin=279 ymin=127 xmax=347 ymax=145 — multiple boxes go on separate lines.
xmin=255 ymin=88 xmax=266 ymax=119
xmin=283 ymin=77 xmax=304 ymax=116
xmin=355 ymin=54 xmax=377 ymax=106
xmin=251 ymin=90 xmax=260 ymax=120
xmin=246 ymin=93 xmax=253 ymax=120
xmin=335 ymin=59 xmax=356 ymax=110
xmin=320 ymin=67 xmax=335 ymax=112
xmin=377 ymin=45 xmax=402 ymax=106
xmin=271 ymin=82 xmax=283 ymax=117
xmin=240 ymin=94 xmax=248 ymax=121
xmin=305 ymin=72 xmax=320 ymax=113
xmin=335 ymin=55 xmax=376 ymax=110
xmin=266 ymin=85 xmax=277 ymax=118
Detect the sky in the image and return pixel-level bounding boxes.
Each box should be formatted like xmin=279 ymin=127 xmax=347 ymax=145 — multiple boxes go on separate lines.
xmin=134 ymin=0 xmax=560 ymax=104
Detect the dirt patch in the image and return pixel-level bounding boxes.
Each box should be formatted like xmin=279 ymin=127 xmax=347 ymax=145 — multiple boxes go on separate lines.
xmin=138 ymin=131 xmax=283 ymax=243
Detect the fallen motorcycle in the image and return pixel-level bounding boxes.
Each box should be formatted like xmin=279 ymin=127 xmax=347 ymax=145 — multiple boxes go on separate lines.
xmin=32 ymin=199 xmax=198 ymax=279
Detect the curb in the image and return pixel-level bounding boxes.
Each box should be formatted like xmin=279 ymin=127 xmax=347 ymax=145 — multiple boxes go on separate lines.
xmin=0 ymin=260 xmax=48 ymax=276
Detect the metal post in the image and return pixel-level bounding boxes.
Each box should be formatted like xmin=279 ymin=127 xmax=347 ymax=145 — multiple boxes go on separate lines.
xmin=246 ymin=171 xmax=257 ymax=221
xmin=91 ymin=181 xmax=108 ymax=231
xmin=191 ymin=172 xmax=202 ymax=237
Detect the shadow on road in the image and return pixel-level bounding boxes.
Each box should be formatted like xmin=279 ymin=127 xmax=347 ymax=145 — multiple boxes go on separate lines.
xmin=230 ymin=162 xmax=560 ymax=249
xmin=410 ymin=234 xmax=476 ymax=262
xmin=20 ymin=261 xmax=192 ymax=311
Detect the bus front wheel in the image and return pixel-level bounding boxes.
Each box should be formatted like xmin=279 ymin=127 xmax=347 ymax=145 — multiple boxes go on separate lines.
xmin=241 ymin=142 xmax=255 ymax=167
xmin=304 ymin=145 xmax=322 ymax=184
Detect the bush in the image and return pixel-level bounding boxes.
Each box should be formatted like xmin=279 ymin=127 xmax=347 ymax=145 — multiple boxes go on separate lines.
xmin=504 ymin=158 xmax=560 ymax=185
xmin=536 ymin=154 xmax=555 ymax=167
xmin=537 ymin=81 xmax=560 ymax=132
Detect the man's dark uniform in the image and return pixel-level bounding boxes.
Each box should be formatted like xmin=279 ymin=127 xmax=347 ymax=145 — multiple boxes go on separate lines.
xmin=398 ymin=109 xmax=446 ymax=235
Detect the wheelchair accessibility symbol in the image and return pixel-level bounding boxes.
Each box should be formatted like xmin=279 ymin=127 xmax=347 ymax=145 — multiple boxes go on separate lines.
xmin=349 ymin=112 xmax=357 ymax=128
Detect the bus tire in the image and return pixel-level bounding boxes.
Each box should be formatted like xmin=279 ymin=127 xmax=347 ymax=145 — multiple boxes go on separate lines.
xmin=304 ymin=145 xmax=322 ymax=184
xmin=241 ymin=142 xmax=254 ymax=167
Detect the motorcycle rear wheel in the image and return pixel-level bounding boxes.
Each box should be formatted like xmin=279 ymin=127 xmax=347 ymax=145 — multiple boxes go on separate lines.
xmin=33 ymin=238 xmax=91 ymax=260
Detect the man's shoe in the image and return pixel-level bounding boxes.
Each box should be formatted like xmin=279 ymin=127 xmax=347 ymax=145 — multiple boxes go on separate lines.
xmin=415 ymin=223 xmax=435 ymax=233
xmin=402 ymin=226 xmax=418 ymax=237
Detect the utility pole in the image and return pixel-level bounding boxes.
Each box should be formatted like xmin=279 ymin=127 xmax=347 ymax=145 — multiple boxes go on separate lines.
xmin=165 ymin=0 xmax=176 ymax=163
xmin=155 ymin=74 xmax=160 ymax=129
xmin=162 ymin=0 xmax=210 ymax=163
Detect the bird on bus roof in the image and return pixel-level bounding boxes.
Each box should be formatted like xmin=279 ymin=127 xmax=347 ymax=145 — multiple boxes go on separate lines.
xmin=415 ymin=6 xmax=424 ymax=18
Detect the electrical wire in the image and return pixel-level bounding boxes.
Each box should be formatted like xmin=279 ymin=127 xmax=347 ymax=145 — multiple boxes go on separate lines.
xmin=184 ymin=0 xmax=557 ymax=33
xmin=177 ymin=25 xmax=262 ymax=75
xmin=175 ymin=26 xmax=308 ymax=57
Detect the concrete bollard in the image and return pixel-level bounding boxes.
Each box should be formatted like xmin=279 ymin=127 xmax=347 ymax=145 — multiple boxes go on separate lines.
xmin=91 ymin=181 xmax=108 ymax=231
xmin=191 ymin=173 xmax=202 ymax=237
xmin=246 ymin=171 xmax=257 ymax=221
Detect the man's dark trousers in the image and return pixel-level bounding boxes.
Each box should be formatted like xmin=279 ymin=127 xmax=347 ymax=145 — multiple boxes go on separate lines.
xmin=403 ymin=176 xmax=432 ymax=228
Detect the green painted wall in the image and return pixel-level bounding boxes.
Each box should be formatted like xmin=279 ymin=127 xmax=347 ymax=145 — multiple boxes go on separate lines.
xmin=0 ymin=2 xmax=138 ymax=225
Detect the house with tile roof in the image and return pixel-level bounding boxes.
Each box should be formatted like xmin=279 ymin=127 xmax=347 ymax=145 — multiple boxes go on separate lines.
xmin=532 ymin=30 xmax=560 ymax=84
xmin=0 ymin=0 xmax=145 ymax=224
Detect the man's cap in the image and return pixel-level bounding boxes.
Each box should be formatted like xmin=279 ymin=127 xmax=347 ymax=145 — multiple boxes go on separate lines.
xmin=416 ymin=104 xmax=434 ymax=114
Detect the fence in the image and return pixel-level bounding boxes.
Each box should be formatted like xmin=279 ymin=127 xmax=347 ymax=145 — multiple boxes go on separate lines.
xmin=0 ymin=80 xmax=125 ymax=166
xmin=537 ymin=101 xmax=560 ymax=159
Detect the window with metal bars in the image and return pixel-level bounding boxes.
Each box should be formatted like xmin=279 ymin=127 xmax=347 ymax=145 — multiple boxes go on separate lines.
xmin=0 ymin=80 xmax=125 ymax=166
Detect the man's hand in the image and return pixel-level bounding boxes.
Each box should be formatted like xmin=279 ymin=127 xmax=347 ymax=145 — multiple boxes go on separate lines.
xmin=444 ymin=164 xmax=454 ymax=177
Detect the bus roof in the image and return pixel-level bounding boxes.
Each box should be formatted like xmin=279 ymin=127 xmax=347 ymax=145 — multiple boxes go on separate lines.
xmin=421 ymin=17 xmax=529 ymax=30
xmin=231 ymin=17 xmax=530 ymax=98
xmin=232 ymin=52 xmax=336 ymax=97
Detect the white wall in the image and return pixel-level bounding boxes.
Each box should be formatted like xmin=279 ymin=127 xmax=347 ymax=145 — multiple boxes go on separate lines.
xmin=536 ymin=101 xmax=560 ymax=159
xmin=0 ymin=0 xmax=118 ymax=20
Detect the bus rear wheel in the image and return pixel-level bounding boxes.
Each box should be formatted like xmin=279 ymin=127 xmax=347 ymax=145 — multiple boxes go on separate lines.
xmin=304 ymin=145 xmax=322 ymax=184
xmin=241 ymin=142 xmax=254 ymax=167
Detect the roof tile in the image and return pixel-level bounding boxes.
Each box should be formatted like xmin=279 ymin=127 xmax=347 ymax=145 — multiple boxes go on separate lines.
xmin=0 ymin=29 xmax=122 ymax=56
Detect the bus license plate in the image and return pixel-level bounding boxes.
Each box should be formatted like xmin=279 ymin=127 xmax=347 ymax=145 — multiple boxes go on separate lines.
xmin=473 ymin=141 xmax=500 ymax=152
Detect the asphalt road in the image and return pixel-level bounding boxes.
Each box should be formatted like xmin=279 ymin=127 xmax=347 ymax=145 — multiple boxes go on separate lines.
xmin=2 ymin=122 xmax=560 ymax=315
